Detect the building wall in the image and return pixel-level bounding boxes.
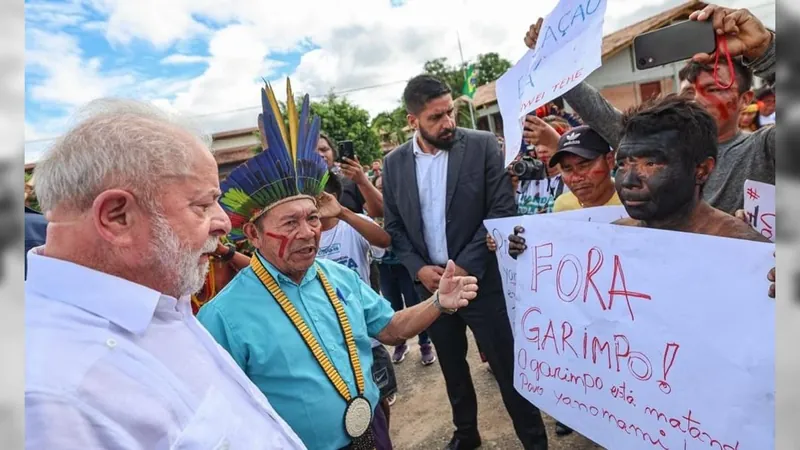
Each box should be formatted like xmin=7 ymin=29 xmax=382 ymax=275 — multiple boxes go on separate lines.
xmin=211 ymin=133 xmax=260 ymax=152
xmin=585 ymin=46 xmax=684 ymax=90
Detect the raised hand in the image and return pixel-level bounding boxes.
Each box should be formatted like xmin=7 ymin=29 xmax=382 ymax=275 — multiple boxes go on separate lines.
xmin=316 ymin=191 xmax=342 ymax=219
xmin=688 ymin=5 xmax=772 ymax=63
xmin=437 ymin=260 xmax=479 ymax=310
xmin=524 ymin=17 xmax=544 ymax=50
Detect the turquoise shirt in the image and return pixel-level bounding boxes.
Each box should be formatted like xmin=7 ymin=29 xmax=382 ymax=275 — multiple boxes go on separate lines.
xmin=197 ymin=254 xmax=394 ymax=450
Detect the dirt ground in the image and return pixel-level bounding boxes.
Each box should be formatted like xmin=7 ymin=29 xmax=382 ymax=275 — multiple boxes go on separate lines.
xmin=386 ymin=331 xmax=603 ymax=450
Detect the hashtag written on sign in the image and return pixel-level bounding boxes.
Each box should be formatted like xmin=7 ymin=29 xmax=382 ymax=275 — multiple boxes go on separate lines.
xmin=746 ymin=187 xmax=759 ymax=200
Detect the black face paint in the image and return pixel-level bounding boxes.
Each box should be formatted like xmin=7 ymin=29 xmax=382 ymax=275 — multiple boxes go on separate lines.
xmin=615 ymin=131 xmax=696 ymax=222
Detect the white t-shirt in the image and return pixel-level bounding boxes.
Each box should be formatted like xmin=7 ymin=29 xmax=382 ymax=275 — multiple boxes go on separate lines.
xmin=318 ymin=214 xmax=386 ymax=284
xmin=516 ymin=174 xmax=569 ymax=215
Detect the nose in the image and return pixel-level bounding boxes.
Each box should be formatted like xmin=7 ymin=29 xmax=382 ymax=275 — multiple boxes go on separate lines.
xmin=296 ymin=217 xmax=317 ymax=240
xmin=210 ymin=202 xmax=232 ymax=237
xmin=619 ymin=166 xmax=642 ymax=189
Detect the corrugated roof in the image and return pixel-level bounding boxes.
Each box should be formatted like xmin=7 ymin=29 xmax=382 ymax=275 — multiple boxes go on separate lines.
xmin=473 ymin=0 xmax=707 ymax=108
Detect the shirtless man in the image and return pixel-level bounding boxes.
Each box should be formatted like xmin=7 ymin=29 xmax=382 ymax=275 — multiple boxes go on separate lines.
xmin=508 ymin=95 xmax=775 ymax=297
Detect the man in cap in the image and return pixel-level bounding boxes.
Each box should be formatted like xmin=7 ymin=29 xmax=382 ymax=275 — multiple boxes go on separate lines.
xmin=198 ymin=80 xmax=480 ymax=450
xmin=548 ymin=125 xmax=621 ymax=212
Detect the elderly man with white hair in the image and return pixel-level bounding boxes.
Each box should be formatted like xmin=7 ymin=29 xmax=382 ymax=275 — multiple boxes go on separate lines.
xmin=24 ymin=99 xmax=306 ymax=449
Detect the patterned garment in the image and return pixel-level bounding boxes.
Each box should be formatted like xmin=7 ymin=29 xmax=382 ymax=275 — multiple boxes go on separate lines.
xmin=515 ymin=175 xmax=568 ymax=215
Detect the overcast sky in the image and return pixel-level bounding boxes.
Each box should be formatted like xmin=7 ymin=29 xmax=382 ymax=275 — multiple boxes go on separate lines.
xmin=23 ymin=0 xmax=775 ymax=163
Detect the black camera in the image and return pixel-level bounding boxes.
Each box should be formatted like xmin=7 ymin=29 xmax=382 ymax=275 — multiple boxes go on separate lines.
xmin=511 ymin=155 xmax=546 ymax=181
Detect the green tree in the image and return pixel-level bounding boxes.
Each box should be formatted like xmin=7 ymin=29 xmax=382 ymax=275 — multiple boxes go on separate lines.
xmin=371 ymin=104 xmax=408 ymax=146
xmin=474 ymin=52 xmax=512 ymax=85
xmin=419 ymin=53 xmax=513 ymax=129
xmin=311 ymin=94 xmax=382 ymax=164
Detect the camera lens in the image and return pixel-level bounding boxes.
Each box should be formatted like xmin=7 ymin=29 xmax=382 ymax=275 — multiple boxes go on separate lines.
xmin=511 ymin=161 xmax=527 ymax=177
xmin=637 ymin=57 xmax=647 ymax=67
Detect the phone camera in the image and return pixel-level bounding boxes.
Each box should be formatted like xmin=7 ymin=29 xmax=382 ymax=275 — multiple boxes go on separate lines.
xmin=638 ymin=57 xmax=647 ymax=67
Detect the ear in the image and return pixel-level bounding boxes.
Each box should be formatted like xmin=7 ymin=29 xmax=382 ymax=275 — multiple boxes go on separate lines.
xmin=407 ymin=113 xmax=417 ymax=131
xmin=739 ymin=90 xmax=755 ymax=108
xmin=604 ymin=151 xmax=616 ymax=168
xmin=243 ymin=221 xmax=261 ymax=248
xmin=91 ymin=189 xmax=142 ymax=247
xmin=695 ymin=157 xmax=716 ymax=185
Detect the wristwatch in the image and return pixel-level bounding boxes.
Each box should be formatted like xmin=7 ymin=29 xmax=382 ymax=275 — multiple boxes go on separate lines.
xmin=433 ymin=290 xmax=457 ymax=315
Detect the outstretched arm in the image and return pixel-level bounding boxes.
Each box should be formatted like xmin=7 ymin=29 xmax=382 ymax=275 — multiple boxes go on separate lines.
xmin=340 ymin=209 xmax=391 ymax=248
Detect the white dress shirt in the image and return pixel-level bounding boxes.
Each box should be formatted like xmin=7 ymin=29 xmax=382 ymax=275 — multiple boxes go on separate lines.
xmin=25 ymin=247 xmax=306 ymax=450
xmin=413 ymin=133 xmax=450 ymax=265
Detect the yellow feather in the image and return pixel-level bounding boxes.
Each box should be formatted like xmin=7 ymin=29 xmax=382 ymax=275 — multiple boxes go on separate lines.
xmin=263 ymin=82 xmax=289 ymax=151
xmin=286 ymin=79 xmax=298 ymax=163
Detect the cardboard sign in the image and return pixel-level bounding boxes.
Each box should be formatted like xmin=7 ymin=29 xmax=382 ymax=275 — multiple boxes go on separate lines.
xmin=743 ymin=179 xmax=775 ymax=241
xmin=496 ymin=0 xmax=607 ymax=167
xmin=512 ymin=216 xmax=775 ymax=449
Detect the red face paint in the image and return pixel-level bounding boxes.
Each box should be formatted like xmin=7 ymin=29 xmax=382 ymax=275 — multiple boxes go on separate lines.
xmin=265 ymin=232 xmax=292 ymax=258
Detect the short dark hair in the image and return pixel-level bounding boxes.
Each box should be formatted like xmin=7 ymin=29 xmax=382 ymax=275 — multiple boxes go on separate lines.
xmin=403 ymin=74 xmax=451 ymax=115
xmin=324 ymin=170 xmax=343 ymax=199
xmin=620 ymin=94 xmax=718 ymax=168
xmin=678 ymin=57 xmax=752 ymax=95
xmin=755 ymin=85 xmax=774 ymax=100
xmin=319 ymin=132 xmax=338 ymax=159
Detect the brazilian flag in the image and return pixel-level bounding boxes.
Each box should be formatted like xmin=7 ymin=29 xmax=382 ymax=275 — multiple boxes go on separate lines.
xmin=463 ymin=64 xmax=479 ymax=98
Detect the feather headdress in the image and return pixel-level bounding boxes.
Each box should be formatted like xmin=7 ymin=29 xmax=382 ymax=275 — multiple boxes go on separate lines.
xmin=219 ymin=79 xmax=329 ymax=241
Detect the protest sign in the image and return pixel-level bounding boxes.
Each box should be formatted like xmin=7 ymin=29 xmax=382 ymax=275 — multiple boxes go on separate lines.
xmin=485 ymin=206 xmax=629 ymax=333
xmin=743 ymin=179 xmax=775 ymax=241
xmin=485 ymin=217 xmax=520 ymax=333
xmin=496 ymin=0 xmax=607 ymax=167
xmin=512 ymin=215 xmax=775 ymax=449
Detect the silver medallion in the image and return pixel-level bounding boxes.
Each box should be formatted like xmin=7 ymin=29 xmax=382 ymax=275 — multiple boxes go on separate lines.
xmin=344 ymin=396 xmax=373 ymax=438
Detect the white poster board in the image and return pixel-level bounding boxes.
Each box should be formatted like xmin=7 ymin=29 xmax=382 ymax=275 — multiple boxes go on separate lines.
xmin=743 ymin=179 xmax=775 ymax=241
xmin=513 ymin=215 xmax=775 ymax=449
xmin=485 ymin=206 xmax=629 ymax=333
xmin=496 ymin=0 xmax=607 ymax=167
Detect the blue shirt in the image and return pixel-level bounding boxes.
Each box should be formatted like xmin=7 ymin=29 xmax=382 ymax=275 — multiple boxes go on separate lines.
xmin=197 ymin=254 xmax=394 ymax=450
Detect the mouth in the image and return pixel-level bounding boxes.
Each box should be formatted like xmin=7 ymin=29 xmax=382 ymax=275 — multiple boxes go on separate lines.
xmin=295 ymin=246 xmax=317 ymax=257
xmin=623 ymin=199 xmax=649 ymax=207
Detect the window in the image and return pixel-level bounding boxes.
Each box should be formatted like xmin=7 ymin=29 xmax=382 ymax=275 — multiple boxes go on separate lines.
xmin=639 ymin=81 xmax=662 ymax=103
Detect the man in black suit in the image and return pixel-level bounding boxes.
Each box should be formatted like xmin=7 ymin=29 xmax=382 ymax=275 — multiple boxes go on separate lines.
xmin=382 ymin=75 xmax=548 ymax=450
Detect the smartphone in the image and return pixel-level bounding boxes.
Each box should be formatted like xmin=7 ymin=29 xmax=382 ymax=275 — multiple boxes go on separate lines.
xmin=633 ymin=20 xmax=716 ymax=70
xmin=338 ymin=140 xmax=355 ymax=162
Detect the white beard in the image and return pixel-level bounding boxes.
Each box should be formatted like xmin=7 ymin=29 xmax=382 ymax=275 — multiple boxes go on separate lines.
xmin=148 ymin=213 xmax=218 ymax=298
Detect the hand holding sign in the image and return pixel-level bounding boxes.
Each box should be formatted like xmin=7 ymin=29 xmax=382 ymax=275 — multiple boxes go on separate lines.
xmin=496 ymin=0 xmax=607 ymax=167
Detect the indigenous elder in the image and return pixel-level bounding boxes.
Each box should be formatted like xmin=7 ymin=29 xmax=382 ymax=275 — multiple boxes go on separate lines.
xmin=198 ymin=80 xmax=479 ymax=450
xmin=524 ymin=4 xmax=775 ymax=214
xmin=25 ymin=98 xmax=305 ymax=449
xmin=508 ymin=96 xmax=775 ymax=298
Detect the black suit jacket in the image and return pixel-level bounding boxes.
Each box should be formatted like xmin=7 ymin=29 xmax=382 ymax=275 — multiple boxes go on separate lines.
xmin=382 ymin=128 xmax=516 ymax=295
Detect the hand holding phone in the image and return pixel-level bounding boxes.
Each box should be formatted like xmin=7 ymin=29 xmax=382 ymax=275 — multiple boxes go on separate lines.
xmin=337 ymin=140 xmax=355 ymax=163
xmin=633 ymin=20 xmax=715 ymax=70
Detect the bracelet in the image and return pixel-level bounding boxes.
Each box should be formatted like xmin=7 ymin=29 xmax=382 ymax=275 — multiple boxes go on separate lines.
xmin=218 ymin=243 xmax=236 ymax=262
xmin=433 ymin=290 xmax=457 ymax=315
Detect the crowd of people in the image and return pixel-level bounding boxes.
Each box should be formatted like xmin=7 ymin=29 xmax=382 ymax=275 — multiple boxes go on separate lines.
xmin=23 ymin=3 xmax=776 ymax=450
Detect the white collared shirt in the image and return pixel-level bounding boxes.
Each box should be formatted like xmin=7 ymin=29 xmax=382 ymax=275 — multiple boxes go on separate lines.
xmin=25 ymin=247 xmax=306 ymax=450
xmin=412 ymin=133 xmax=449 ymax=265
